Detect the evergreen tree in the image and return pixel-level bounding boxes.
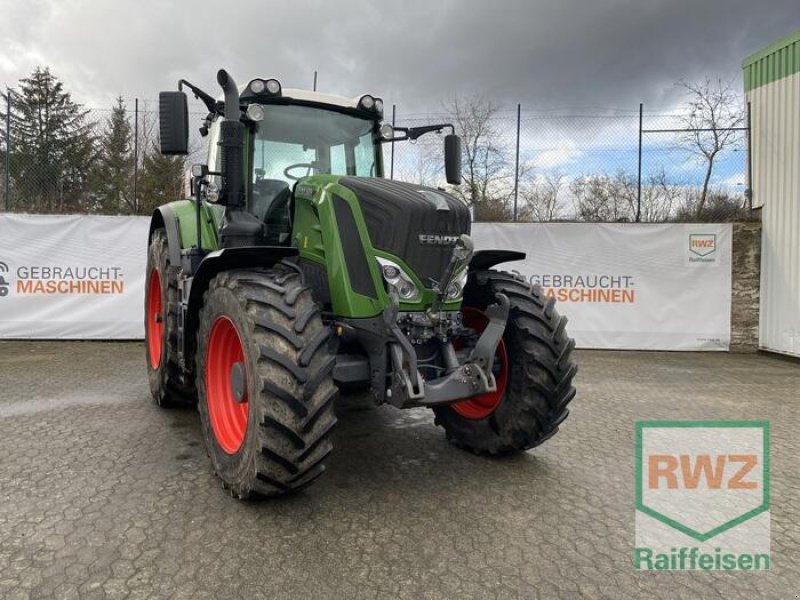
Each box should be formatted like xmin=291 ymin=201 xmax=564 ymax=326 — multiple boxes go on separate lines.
xmin=0 ymin=67 xmax=96 ymax=213
xmin=138 ymin=142 xmax=186 ymax=215
xmin=93 ymin=96 xmax=134 ymax=213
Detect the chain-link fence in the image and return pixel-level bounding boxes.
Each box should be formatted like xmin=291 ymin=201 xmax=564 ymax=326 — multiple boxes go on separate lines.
xmin=388 ymin=105 xmax=749 ymax=222
xmin=0 ymin=92 xmax=749 ymax=222
xmin=0 ymin=92 xmax=206 ymax=216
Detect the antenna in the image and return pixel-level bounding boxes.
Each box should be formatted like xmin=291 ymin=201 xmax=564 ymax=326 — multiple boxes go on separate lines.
xmin=313 ymin=70 xmax=318 ymax=91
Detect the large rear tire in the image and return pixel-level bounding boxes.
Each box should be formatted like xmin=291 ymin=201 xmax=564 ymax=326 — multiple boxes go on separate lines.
xmin=145 ymin=229 xmax=187 ymax=406
xmin=433 ymin=270 xmax=577 ymax=454
xmin=196 ymin=264 xmax=338 ymax=498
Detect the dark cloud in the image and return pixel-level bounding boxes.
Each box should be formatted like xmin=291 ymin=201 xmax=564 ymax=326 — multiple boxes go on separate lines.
xmin=0 ymin=0 xmax=797 ymax=113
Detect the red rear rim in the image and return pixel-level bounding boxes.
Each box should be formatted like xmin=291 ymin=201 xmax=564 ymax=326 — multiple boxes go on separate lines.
xmin=451 ymin=307 xmax=509 ymax=420
xmin=205 ymin=316 xmax=249 ymax=454
xmin=146 ymin=268 xmax=163 ymax=370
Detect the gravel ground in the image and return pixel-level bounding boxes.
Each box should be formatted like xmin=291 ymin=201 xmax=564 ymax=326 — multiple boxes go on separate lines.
xmin=0 ymin=341 xmax=798 ymax=599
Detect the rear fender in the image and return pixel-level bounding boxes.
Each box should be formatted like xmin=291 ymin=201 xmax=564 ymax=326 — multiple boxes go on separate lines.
xmin=149 ymin=206 xmax=183 ymax=266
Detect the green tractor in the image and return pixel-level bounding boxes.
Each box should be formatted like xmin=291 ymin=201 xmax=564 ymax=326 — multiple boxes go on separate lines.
xmin=146 ymin=69 xmax=577 ymax=498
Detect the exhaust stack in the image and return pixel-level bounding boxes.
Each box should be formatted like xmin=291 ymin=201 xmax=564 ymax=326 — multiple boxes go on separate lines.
xmin=217 ymin=69 xmax=244 ymax=209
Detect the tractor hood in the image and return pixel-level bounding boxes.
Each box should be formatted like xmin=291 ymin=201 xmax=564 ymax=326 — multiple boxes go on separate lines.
xmin=339 ymin=177 xmax=471 ymax=287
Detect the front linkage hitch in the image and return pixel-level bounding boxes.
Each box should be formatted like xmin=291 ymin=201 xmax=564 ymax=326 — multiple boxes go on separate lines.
xmin=385 ymin=292 xmax=509 ymax=409
xmin=384 ymin=235 xmax=510 ymax=409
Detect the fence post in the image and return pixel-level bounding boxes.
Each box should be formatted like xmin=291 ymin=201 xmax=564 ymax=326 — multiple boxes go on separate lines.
xmin=513 ymin=103 xmax=521 ymax=222
xmin=636 ymin=102 xmax=643 ymax=222
xmin=746 ymin=100 xmax=753 ymax=214
xmin=133 ymin=98 xmax=139 ymax=213
xmin=390 ymin=104 xmax=396 ymax=180
xmin=5 ymin=88 xmax=10 ymax=211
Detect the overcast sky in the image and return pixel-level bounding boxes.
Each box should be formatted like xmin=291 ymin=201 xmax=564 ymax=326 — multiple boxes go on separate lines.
xmin=0 ymin=0 xmax=797 ymax=114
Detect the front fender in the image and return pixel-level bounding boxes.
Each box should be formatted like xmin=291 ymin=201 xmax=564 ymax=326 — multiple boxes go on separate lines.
xmin=469 ymin=250 xmax=526 ymax=271
xmin=183 ymin=246 xmax=299 ymax=364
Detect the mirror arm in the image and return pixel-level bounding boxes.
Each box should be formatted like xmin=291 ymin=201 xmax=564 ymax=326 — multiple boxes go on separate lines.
xmin=178 ymin=79 xmax=219 ymax=114
xmin=407 ymin=123 xmax=455 ymax=140
xmin=381 ymin=123 xmax=456 ymax=143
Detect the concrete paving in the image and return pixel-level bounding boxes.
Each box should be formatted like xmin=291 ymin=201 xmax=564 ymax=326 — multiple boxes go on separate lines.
xmin=0 ymin=341 xmax=798 ymax=599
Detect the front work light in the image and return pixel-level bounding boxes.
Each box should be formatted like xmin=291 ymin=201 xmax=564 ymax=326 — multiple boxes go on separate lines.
xmin=265 ymin=79 xmax=281 ymax=95
xmin=379 ymin=123 xmax=394 ymax=140
xmin=359 ymin=95 xmax=375 ymax=110
xmin=246 ymin=104 xmax=265 ymax=122
xmin=249 ymin=79 xmax=266 ymax=94
xmin=247 ymin=78 xmax=281 ymax=97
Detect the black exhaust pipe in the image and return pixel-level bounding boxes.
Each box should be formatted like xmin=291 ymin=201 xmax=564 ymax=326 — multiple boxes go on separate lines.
xmin=217 ymin=69 xmax=240 ymax=121
xmin=217 ymin=69 xmax=244 ymax=209
xmin=215 ymin=69 xmax=266 ymax=247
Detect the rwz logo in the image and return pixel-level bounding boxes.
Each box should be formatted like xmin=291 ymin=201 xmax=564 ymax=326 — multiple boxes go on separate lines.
xmin=689 ymin=234 xmax=717 ymax=257
xmin=636 ymin=421 xmax=769 ymax=543
xmin=0 ymin=260 xmax=9 ymax=297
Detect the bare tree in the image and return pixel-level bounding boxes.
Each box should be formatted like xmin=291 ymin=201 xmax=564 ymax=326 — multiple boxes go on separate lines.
xmin=444 ymin=96 xmax=512 ymax=221
xmin=518 ymin=170 xmax=565 ymax=222
xmin=571 ymin=172 xmax=634 ymax=222
xmin=394 ymin=135 xmax=442 ymax=187
xmin=639 ymin=171 xmax=681 ymax=222
xmin=677 ymin=78 xmax=744 ymax=217
xmin=570 ymin=169 xmax=681 ymax=223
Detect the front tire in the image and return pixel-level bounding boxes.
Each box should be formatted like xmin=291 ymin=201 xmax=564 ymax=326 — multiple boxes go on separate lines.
xmin=196 ymin=265 xmax=338 ymax=498
xmin=434 ymin=270 xmax=577 ymax=454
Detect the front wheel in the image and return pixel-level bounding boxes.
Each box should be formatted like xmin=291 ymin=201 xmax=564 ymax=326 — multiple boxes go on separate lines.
xmin=196 ymin=265 xmax=338 ymax=498
xmin=433 ymin=270 xmax=577 ymax=454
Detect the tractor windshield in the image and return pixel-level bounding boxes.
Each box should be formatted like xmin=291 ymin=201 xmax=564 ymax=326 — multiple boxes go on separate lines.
xmin=250 ymin=104 xmax=380 ymax=187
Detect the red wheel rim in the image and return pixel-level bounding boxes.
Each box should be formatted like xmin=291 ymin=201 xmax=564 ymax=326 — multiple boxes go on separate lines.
xmin=146 ymin=268 xmax=163 ymax=369
xmin=205 ymin=316 xmax=249 ymax=454
xmin=451 ymin=307 xmax=509 ymax=420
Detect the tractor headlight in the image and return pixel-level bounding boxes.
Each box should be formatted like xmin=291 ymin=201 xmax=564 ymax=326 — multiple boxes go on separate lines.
xmin=445 ymin=268 xmax=468 ymax=301
xmin=374 ymin=98 xmax=384 ymax=114
xmin=376 ymin=258 xmax=420 ymax=302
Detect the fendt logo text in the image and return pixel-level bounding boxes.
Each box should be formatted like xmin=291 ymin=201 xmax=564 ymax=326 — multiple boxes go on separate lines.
xmin=418 ymin=234 xmax=459 ymax=246
xmin=635 ymin=421 xmax=770 ymax=571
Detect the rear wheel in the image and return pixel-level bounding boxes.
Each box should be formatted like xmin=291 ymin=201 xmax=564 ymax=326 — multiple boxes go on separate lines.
xmin=145 ymin=229 xmax=187 ymax=406
xmin=434 ymin=270 xmax=577 ymax=454
xmin=196 ymin=265 xmax=338 ymax=498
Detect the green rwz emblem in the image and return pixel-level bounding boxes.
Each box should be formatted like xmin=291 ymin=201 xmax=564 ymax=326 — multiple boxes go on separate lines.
xmin=634 ymin=421 xmax=771 ymax=571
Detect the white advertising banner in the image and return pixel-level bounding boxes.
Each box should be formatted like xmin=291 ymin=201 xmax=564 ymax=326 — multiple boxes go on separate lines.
xmin=472 ymin=223 xmax=732 ymax=351
xmin=0 ymin=216 xmax=732 ymax=349
xmin=0 ymin=214 xmax=150 ymax=339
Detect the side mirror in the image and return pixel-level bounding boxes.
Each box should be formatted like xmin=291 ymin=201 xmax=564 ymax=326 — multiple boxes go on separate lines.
xmin=444 ymin=134 xmax=462 ymax=185
xmin=159 ymin=91 xmax=189 ymax=155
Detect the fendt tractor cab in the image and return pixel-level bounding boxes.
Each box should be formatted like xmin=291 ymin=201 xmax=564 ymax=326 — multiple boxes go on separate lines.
xmin=146 ymin=69 xmax=577 ymax=498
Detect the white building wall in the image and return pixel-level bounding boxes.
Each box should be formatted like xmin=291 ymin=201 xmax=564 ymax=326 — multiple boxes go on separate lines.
xmin=748 ymin=72 xmax=800 ymax=356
